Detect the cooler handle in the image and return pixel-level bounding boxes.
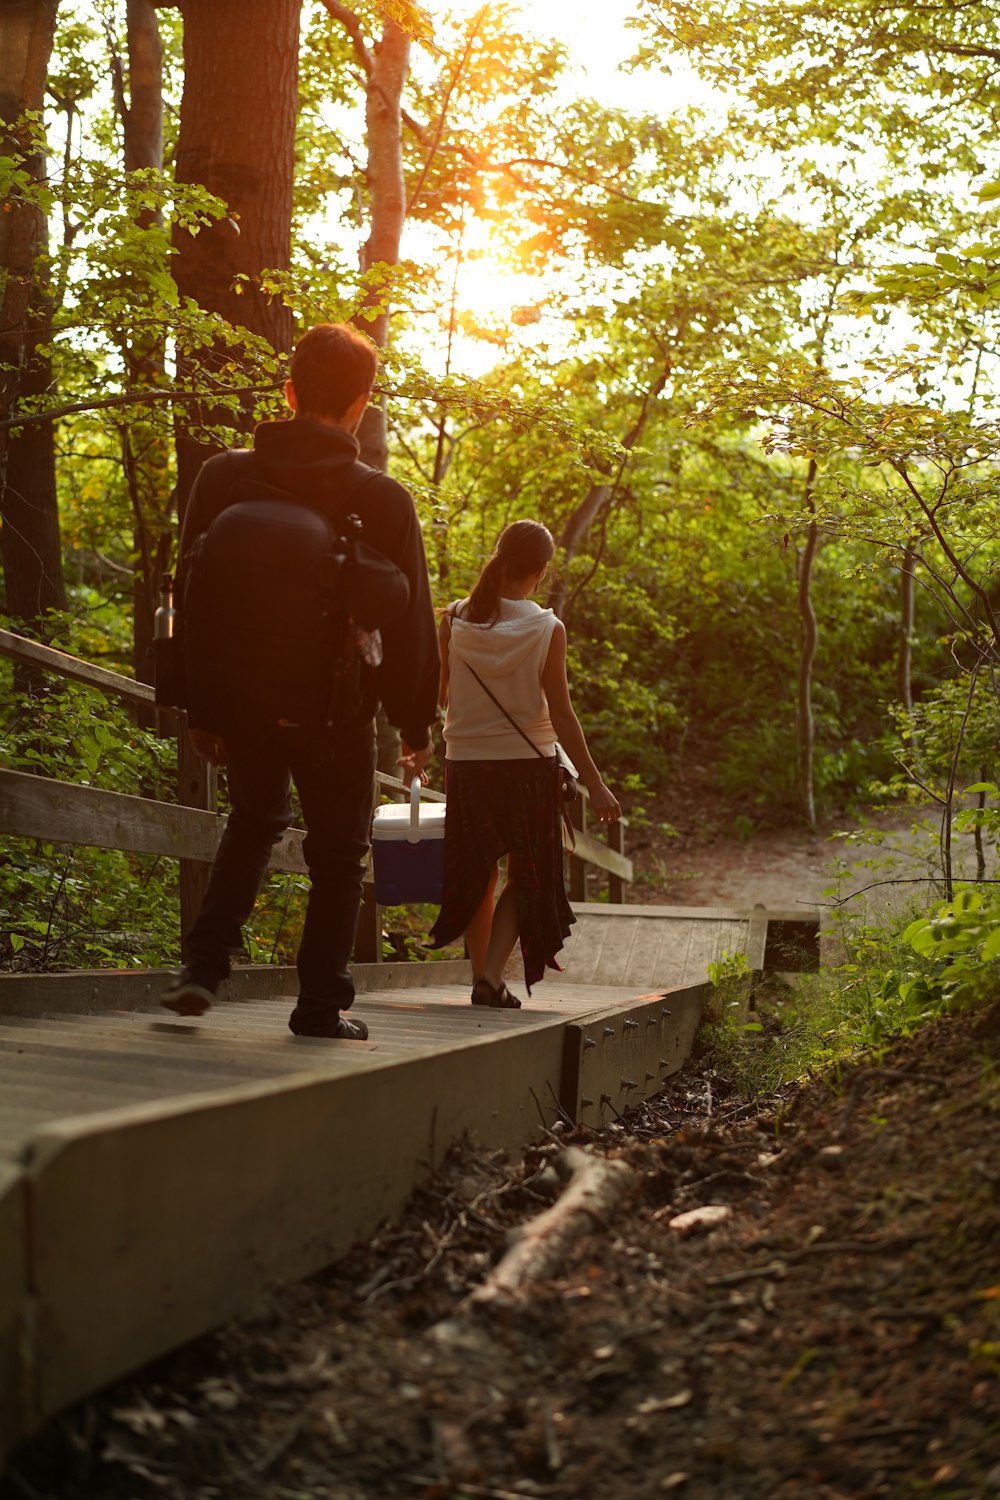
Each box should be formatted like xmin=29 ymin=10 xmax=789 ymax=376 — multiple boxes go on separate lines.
xmin=407 ymin=776 xmax=422 ymax=843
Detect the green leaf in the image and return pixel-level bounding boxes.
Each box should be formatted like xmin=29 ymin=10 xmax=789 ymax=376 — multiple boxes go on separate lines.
xmin=373 ymin=0 xmax=435 ymax=45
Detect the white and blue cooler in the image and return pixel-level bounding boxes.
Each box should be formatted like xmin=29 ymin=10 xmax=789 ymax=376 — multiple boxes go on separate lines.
xmin=371 ymin=779 xmax=446 ymax=905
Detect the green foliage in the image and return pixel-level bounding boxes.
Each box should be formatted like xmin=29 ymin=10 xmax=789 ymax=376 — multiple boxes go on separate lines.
xmin=1 ymin=838 xmax=178 ymax=971
xmin=898 ymin=887 xmax=1000 ymax=1007
xmin=0 ymin=646 xmax=179 ymax=969
xmin=8 ymin=0 xmax=1000 ymax=975
xmin=703 ymin=876 xmax=1000 ymax=1098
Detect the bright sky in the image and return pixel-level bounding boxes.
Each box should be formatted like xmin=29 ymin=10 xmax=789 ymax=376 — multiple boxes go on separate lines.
xmin=414 ymin=1 xmax=692 ymax=366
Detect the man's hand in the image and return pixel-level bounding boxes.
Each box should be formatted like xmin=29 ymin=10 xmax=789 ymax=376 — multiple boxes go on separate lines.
xmin=189 ymin=728 xmax=228 ymax=766
xmin=399 ymin=736 xmax=434 ymax=785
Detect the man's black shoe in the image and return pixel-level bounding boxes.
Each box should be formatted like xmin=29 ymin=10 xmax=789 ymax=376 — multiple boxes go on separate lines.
xmin=160 ymin=969 xmax=216 ymax=1017
xmin=288 ymin=1006 xmax=369 ymax=1040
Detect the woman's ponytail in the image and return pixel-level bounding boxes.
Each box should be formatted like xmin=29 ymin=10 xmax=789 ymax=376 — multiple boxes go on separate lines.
xmin=464 ymin=520 xmax=555 ymax=626
xmin=465 ymin=553 xmax=505 ymax=625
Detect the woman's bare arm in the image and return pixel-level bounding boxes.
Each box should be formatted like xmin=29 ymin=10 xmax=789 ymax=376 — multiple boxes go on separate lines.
xmin=541 ymin=622 xmax=621 ymax=822
xmin=438 ymin=610 xmax=452 ymax=711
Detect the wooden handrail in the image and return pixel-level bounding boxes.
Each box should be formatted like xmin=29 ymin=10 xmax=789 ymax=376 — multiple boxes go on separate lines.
xmin=0 ymin=626 xmax=157 ymax=710
xmin=0 ymin=625 xmax=630 ymax=967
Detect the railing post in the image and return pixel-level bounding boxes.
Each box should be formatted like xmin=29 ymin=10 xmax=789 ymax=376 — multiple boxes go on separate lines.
xmin=177 ymin=719 xmax=218 ymax=960
xmin=354 ymin=886 xmax=381 ymax=964
xmin=568 ymin=795 xmax=588 ymax=902
xmin=608 ymin=817 xmax=627 ymax=905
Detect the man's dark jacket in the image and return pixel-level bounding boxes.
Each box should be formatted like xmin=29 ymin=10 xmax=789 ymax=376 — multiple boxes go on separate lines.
xmin=177 ymin=416 xmax=439 ymax=750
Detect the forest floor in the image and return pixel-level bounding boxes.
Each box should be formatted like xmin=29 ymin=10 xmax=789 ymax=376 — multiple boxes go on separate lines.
xmin=4 ymin=791 xmax=1000 ymax=1500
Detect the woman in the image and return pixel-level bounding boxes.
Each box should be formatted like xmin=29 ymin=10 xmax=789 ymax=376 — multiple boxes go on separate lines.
xmin=429 ymin=520 xmax=621 ymax=1007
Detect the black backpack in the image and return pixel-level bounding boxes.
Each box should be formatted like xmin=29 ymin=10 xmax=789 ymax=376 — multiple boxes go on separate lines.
xmin=182 ymin=467 xmax=410 ymax=734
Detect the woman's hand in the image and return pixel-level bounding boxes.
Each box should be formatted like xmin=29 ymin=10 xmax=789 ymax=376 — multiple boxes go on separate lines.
xmin=588 ymin=781 xmax=621 ymax=824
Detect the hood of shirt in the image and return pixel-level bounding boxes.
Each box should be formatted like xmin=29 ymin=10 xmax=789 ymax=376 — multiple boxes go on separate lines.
xmin=449 ymin=604 xmax=556 ymax=680
xmin=252 ymin=415 xmax=361 ymax=505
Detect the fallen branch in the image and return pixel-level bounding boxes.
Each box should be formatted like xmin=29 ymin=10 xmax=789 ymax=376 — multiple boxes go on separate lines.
xmin=458 ymin=1146 xmax=634 ymax=1312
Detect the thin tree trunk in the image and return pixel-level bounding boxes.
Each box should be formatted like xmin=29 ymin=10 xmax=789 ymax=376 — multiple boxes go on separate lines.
xmin=116 ymin=0 xmax=172 ymax=687
xmin=170 ymin=0 xmax=300 ymax=527
xmin=354 ymin=17 xmax=411 ymax=471
xmin=797 ymin=460 xmax=819 ymax=831
xmin=321 ymin=6 xmax=410 ymax=773
xmin=0 ymin=0 xmax=66 ymax=633
xmin=546 ymin=365 xmax=669 ymax=617
xmin=897 ymin=539 xmax=915 ymax=715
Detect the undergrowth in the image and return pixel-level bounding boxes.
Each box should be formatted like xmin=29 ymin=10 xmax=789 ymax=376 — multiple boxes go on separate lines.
xmin=702 ymin=884 xmax=1000 ymax=1097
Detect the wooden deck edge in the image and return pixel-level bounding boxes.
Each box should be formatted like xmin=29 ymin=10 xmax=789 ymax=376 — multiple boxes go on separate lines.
xmin=0 ymin=977 xmax=707 ymax=1460
xmin=570 ymin=902 xmax=821 ymax=974
xmin=571 ymin=901 xmax=821 ymax=922
xmin=0 ymin=959 xmax=472 ymax=1018
xmin=561 ymin=983 xmax=709 ymax=1126
xmin=11 ymin=1027 xmax=567 ymax=1438
xmin=0 ymin=1167 xmax=28 ymax=1464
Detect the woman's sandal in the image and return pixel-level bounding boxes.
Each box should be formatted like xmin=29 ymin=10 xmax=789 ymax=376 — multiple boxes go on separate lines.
xmin=470 ymin=977 xmax=522 ymax=1009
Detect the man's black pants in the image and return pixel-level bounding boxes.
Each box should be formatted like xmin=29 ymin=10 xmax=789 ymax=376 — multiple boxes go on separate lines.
xmin=185 ymin=721 xmax=376 ymax=1017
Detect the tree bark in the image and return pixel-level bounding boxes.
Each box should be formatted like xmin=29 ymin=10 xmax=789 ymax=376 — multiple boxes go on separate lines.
xmin=897 ymin=539 xmax=915 ymax=715
xmin=115 ymin=0 xmax=172 ymax=686
xmin=170 ymin=0 xmax=300 ymax=526
xmin=351 ymin=14 xmax=411 ymax=472
xmin=797 ymin=460 xmax=819 ymax=831
xmin=0 ymin=0 xmax=67 ymax=632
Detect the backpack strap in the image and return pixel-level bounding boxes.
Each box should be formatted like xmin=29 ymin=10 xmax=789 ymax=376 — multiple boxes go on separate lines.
xmin=238 ymin=457 xmax=380 ymax=529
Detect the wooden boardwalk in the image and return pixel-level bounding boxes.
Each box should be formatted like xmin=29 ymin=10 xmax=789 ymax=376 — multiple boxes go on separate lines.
xmin=0 ymin=903 xmax=817 ymax=1463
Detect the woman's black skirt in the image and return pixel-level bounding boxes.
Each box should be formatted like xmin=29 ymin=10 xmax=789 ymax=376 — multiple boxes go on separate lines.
xmin=429 ymin=757 xmax=575 ymax=991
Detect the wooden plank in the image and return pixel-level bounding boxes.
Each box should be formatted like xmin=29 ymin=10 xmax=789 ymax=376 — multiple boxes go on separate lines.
xmin=0 ymin=959 xmax=471 ymax=1018
xmin=622 ymin=915 xmax=671 ymax=990
xmin=177 ymin=729 xmax=218 ymax=957
xmin=24 ymin=1026 xmax=566 ymax=1421
xmin=570 ymin=901 xmax=815 ymax=922
xmin=591 ymin=916 xmax=637 ymax=988
xmin=0 ymin=1165 xmax=28 ymax=1464
xmin=607 ymin=818 xmax=627 ymax=904
xmin=0 ymin=767 xmax=309 ymax=872
xmin=567 ymin=800 xmax=588 ymax=902
xmin=560 ymin=914 xmax=608 ymax=985
xmin=685 ymin=916 xmax=745 ymax=985
xmin=0 ymin=627 xmax=156 ymax=710
xmin=565 ymin=826 xmax=632 ymax=882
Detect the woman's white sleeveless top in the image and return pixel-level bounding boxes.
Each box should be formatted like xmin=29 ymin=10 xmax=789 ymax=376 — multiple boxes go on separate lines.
xmin=445 ymin=597 xmax=558 ymax=761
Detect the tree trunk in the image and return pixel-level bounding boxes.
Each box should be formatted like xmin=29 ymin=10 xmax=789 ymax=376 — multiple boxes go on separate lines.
xmin=546 ymin=365 xmax=669 ymax=617
xmin=897 ymin=539 xmax=915 ymax=715
xmin=355 ymin=18 xmax=410 ymax=472
xmin=0 ymin=0 xmax=66 ymax=632
xmin=117 ymin=0 xmax=172 ymax=687
xmin=170 ymin=0 xmax=300 ymax=526
xmin=797 ymin=460 xmax=819 ymax=831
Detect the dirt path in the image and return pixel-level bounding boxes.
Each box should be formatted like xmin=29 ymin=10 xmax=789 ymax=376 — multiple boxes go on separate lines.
xmin=630 ymin=801 xmax=991 ymax=968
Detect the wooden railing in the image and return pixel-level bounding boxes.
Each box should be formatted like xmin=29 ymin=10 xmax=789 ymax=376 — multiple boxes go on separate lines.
xmin=0 ymin=627 xmax=631 ymax=972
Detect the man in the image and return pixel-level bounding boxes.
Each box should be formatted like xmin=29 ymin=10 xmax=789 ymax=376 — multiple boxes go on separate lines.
xmin=160 ymin=323 xmax=438 ymax=1039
